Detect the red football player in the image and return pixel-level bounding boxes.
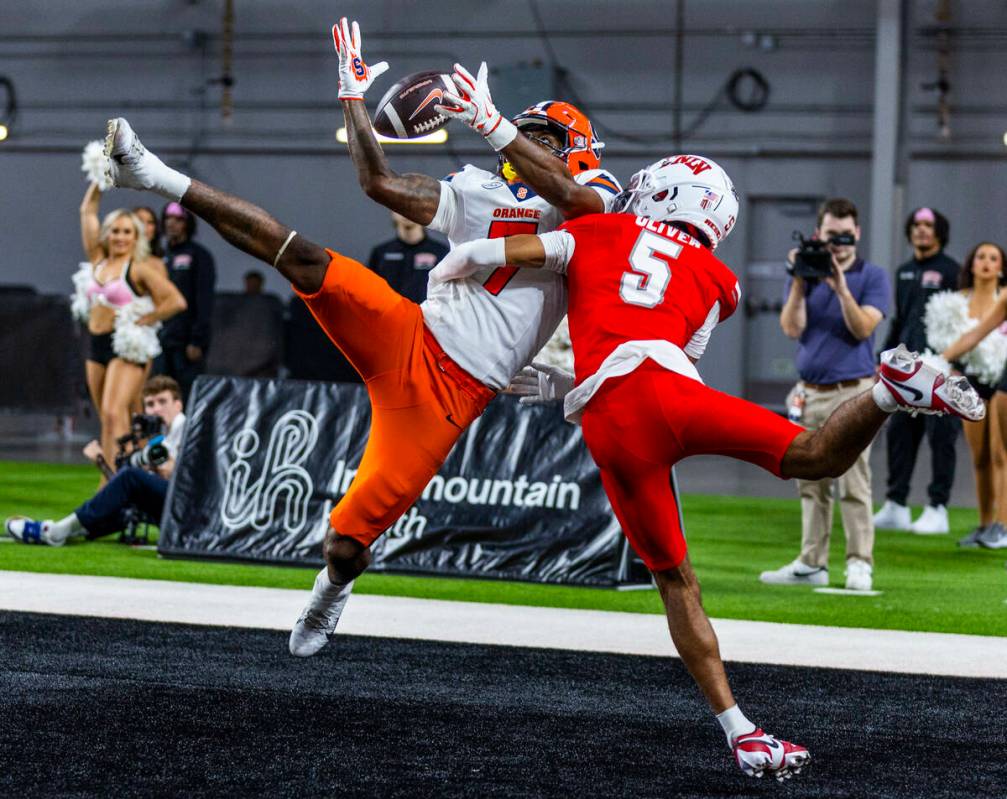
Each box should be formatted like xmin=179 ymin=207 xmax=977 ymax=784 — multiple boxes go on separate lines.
xmin=431 ymin=154 xmax=984 ymax=780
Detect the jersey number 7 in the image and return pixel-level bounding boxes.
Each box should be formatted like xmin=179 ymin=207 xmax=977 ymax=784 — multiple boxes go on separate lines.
xmin=482 ymin=220 xmax=539 ymax=296
xmin=620 ymin=230 xmax=682 ymax=308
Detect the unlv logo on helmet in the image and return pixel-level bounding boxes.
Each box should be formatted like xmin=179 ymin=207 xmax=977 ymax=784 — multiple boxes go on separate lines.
xmin=668 ymin=155 xmax=713 ymax=176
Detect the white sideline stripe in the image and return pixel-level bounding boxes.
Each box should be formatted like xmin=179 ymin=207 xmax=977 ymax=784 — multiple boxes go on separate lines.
xmin=1 ymin=570 xmax=1005 ymax=679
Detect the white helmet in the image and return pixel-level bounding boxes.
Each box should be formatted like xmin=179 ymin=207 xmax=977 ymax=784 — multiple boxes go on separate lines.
xmin=614 ymin=155 xmax=739 ymax=250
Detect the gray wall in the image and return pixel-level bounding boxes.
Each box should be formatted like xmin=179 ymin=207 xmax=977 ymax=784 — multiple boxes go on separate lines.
xmin=2 ymin=1 xmax=1006 ymax=395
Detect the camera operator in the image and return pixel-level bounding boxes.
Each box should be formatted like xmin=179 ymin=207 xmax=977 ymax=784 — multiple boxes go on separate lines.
xmin=5 ymin=376 xmax=185 ymax=546
xmin=761 ymin=198 xmax=891 ymax=591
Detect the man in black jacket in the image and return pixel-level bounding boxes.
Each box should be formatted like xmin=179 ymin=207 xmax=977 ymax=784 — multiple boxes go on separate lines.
xmin=875 ymin=207 xmax=960 ymax=534
xmin=155 ymin=201 xmax=216 ymax=403
xmin=367 ymin=212 xmax=448 ymax=304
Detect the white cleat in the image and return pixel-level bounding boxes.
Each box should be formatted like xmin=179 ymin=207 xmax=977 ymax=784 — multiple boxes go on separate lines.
xmin=289 ymin=568 xmax=355 ymax=657
xmin=910 ymin=504 xmax=949 ymax=535
xmin=876 ymin=344 xmax=985 ymax=422
xmin=732 ymin=727 xmax=810 ymax=782
xmin=103 ymin=117 xmax=190 ymax=199
xmin=844 ymin=557 xmax=873 ymax=591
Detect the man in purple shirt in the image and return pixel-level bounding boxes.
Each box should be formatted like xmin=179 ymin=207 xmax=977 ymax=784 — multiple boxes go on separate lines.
xmin=761 ymin=198 xmax=891 ymax=592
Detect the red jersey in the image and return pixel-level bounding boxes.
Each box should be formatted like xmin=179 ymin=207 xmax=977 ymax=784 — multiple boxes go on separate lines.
xmin=560 ymin=213 xmax=741 ymax=383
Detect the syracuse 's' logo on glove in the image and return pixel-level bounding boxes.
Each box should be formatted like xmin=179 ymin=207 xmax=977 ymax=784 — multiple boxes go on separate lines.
xmin=221 ymin=410 xmax=319 ymax=535
xmin=352 ymin=56 xmax=366 ymax=79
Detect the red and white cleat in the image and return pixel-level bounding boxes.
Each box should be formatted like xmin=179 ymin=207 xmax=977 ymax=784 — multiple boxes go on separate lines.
xmin=877 ymin=344 xmax=985 ymax=422
xmin=732 ymin=728 xmax=810 ymax=782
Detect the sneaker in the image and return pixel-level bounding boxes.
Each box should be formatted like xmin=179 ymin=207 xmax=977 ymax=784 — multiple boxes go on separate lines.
xmin=732 ymin=727 xmax=810 ymax=781
xmin=288 ymin=568 xmax=355 ymax=657
xmin=759 ymin=558 xmax=828 ymax=586
xmin=876 ymin=344 xmax=985 ymax=421
xmin=977 ymin=522 xmax=1007 ymax=550
xmin=103 ymin=118 xmax=189 ymax=199
xmin=958 ymin=525 xmax=987 ymax=547
xmin=844 ymin=557 xmax=873 ymax=591
xmin=874 ymin=499 xmax=912 ymax=530
xmin=5 ymin=517 xmax=63 ymax=547
xmin=910 ymin=504 xmax=949 ymax=535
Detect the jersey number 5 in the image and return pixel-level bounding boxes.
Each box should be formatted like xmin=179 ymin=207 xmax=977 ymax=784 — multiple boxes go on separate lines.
xmin=620 ymin=230 xmax=682 ymax=308
xmin=483 ymin=220 xmax=539 ymax=296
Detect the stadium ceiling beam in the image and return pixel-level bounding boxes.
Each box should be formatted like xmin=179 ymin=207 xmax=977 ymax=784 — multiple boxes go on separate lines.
xmin=868 ymin=0 xmax=905 ymax=271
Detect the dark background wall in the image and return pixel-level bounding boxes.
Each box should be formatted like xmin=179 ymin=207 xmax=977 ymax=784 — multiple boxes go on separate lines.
xmin=2 ymin=0 xmax=1005 ymax=396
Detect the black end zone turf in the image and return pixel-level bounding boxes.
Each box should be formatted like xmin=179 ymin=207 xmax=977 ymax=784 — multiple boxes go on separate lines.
xmin=1 ymin=611 xmax=1004 ymax=798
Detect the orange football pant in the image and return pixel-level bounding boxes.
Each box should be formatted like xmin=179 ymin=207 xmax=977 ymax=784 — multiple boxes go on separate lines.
xmin=294 ymin=249 xmax=495 ymax=547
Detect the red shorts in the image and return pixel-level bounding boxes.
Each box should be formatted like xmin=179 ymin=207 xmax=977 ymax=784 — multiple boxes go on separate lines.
xmin=294 ymin=250 xmax=495 ymax=547
xmin=579 ymin=362 xmax=803 ymax=571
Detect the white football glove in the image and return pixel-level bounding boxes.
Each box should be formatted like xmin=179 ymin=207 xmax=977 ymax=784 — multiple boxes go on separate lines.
xmin=508 ymin=362 xmax=576 ymax=404
xmin=331 ymin=18 xmax=389 ymax=100
xmin=428 ymin=238 xmax=507 ymax=286
xmin=435 ymin=62 xmax=517 ymax=151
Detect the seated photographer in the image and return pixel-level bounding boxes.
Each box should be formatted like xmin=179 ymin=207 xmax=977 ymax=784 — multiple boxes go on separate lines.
xmin=5 ymin=376 xmax=185 ymax=546
xmin=760 ymin=198 xmax=891 ymax=591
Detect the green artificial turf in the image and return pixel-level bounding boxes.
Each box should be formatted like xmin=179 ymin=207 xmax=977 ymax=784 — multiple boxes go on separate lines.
xmin=2 ymin=460 xmax=1005 ymax=636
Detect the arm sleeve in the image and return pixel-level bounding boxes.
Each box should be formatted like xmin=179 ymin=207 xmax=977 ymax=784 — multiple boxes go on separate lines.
xmin=190 ymin=249 xmax=216 ymax=349
xmin=539 ymin=230 xmax=576 ymax=275
xmin=428 ymin=180 xmax=461 ymax=239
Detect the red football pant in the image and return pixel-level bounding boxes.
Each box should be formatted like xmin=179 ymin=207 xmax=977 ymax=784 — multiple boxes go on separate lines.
xmin=580 ymin=362 xmax=803 ymax=571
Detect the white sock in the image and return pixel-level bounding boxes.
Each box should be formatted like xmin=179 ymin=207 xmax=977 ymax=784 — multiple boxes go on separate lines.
xmin=150 ymin=157 xmax=191 ymax=202
xmin=316 ymin=566 xmax=351 ymax=596
xmin=717 ymin=704 xmax=756 ymax=747
xmin=46 ymin=513 xmax=84 ymax=544
xmin=872 ymin=381 xmax=897 ymax=413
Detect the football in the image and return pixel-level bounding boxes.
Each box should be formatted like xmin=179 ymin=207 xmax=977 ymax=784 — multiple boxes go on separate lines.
xmin=373 ymin=70 xmax=455 ymax=139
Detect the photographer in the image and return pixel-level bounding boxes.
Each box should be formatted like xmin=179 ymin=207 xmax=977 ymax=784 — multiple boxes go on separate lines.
xmin=5 ymin=376 xmax=185 ymax=546
xmin=761 ymin=198 xmax=890 ymax=591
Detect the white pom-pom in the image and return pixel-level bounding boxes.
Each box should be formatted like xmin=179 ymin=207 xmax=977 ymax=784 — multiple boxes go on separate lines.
xmin=924 ymin=289 xmax=1007 ymax=386
xmin=921 ymin=349 xmax=952 ymax=375
xmin=69 ymin=262 xmax=93 ymax=323
xmin=112 ymin=297 xmax=162 ymax=363
xmin=81 ymin=140 xmax=112 ymax=190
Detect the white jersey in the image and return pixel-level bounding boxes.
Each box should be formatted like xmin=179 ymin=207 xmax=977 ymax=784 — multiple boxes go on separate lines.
xmin=421 ymin=164 xmax=621 ymax=390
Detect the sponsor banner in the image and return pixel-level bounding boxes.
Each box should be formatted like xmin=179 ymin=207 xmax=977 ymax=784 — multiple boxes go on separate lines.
xmin=159 ymin=376 xmax=649 ymax=586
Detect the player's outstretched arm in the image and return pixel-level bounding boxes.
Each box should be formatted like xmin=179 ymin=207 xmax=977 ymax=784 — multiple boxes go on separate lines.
xmin=342 ymin=101 xmax=442 ymax=224
xmin=437 ymin=62 xmax=604 ymax=220
xmin=332 ymin=18 xmax=441 ymax=225
xmin=498 ymin=131 xmax=603 ymax=220
xmin=429 ymin=234 xmax=547 ymax=285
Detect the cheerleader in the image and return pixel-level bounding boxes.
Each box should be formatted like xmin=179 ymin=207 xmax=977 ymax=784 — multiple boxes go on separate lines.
xmin=75 ymin=178 xmax=187 ymax=479
xmin=933 ymin=242 xmax=1007 ymax=547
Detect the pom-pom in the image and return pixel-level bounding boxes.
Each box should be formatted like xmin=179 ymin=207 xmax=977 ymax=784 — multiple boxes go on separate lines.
xmin=924 ymin=290 xmax=1007 ymax=386
xmin=69 ymin=262 xmax=93 ymax=323
xmin=112 ymin=297 xmax=162 ymax=363
xmin=81 ymin=140 xmax=112 ymax=190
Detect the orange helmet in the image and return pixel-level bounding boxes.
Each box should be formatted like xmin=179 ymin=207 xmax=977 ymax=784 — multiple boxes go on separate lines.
xmin=510 ymin=100 xmax=604 ymax=175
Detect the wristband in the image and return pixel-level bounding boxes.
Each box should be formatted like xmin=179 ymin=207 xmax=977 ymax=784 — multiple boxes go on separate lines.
xmin=485 ymin=117 xmax=518 ymax=152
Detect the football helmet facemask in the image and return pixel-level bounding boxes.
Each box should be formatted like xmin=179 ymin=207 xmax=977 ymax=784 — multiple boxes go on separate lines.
xmin=613 ymin=155 xmax=739 ymax=250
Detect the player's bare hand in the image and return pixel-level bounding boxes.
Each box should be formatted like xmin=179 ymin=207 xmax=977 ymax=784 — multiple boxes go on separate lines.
xmin=507 ymin=361 xmax=575 ymax=404
xmin=82 ymin=440 xmax=104 ymax=463
xmin=331 ymin=17 xmax=389 ymax=100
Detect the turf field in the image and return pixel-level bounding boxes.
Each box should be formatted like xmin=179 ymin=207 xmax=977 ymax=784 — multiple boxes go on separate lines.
xmin=2 ymin=460 xmax=1006 ymax=636
xmin=2 ymin=611 xmax=1005 ymax=799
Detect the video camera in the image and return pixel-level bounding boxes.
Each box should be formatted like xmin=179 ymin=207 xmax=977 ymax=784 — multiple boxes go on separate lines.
xmin=114 ymin=413 xmax=168 ymax=471
xmin=789 ymin=231 xmax=856 ymax=279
